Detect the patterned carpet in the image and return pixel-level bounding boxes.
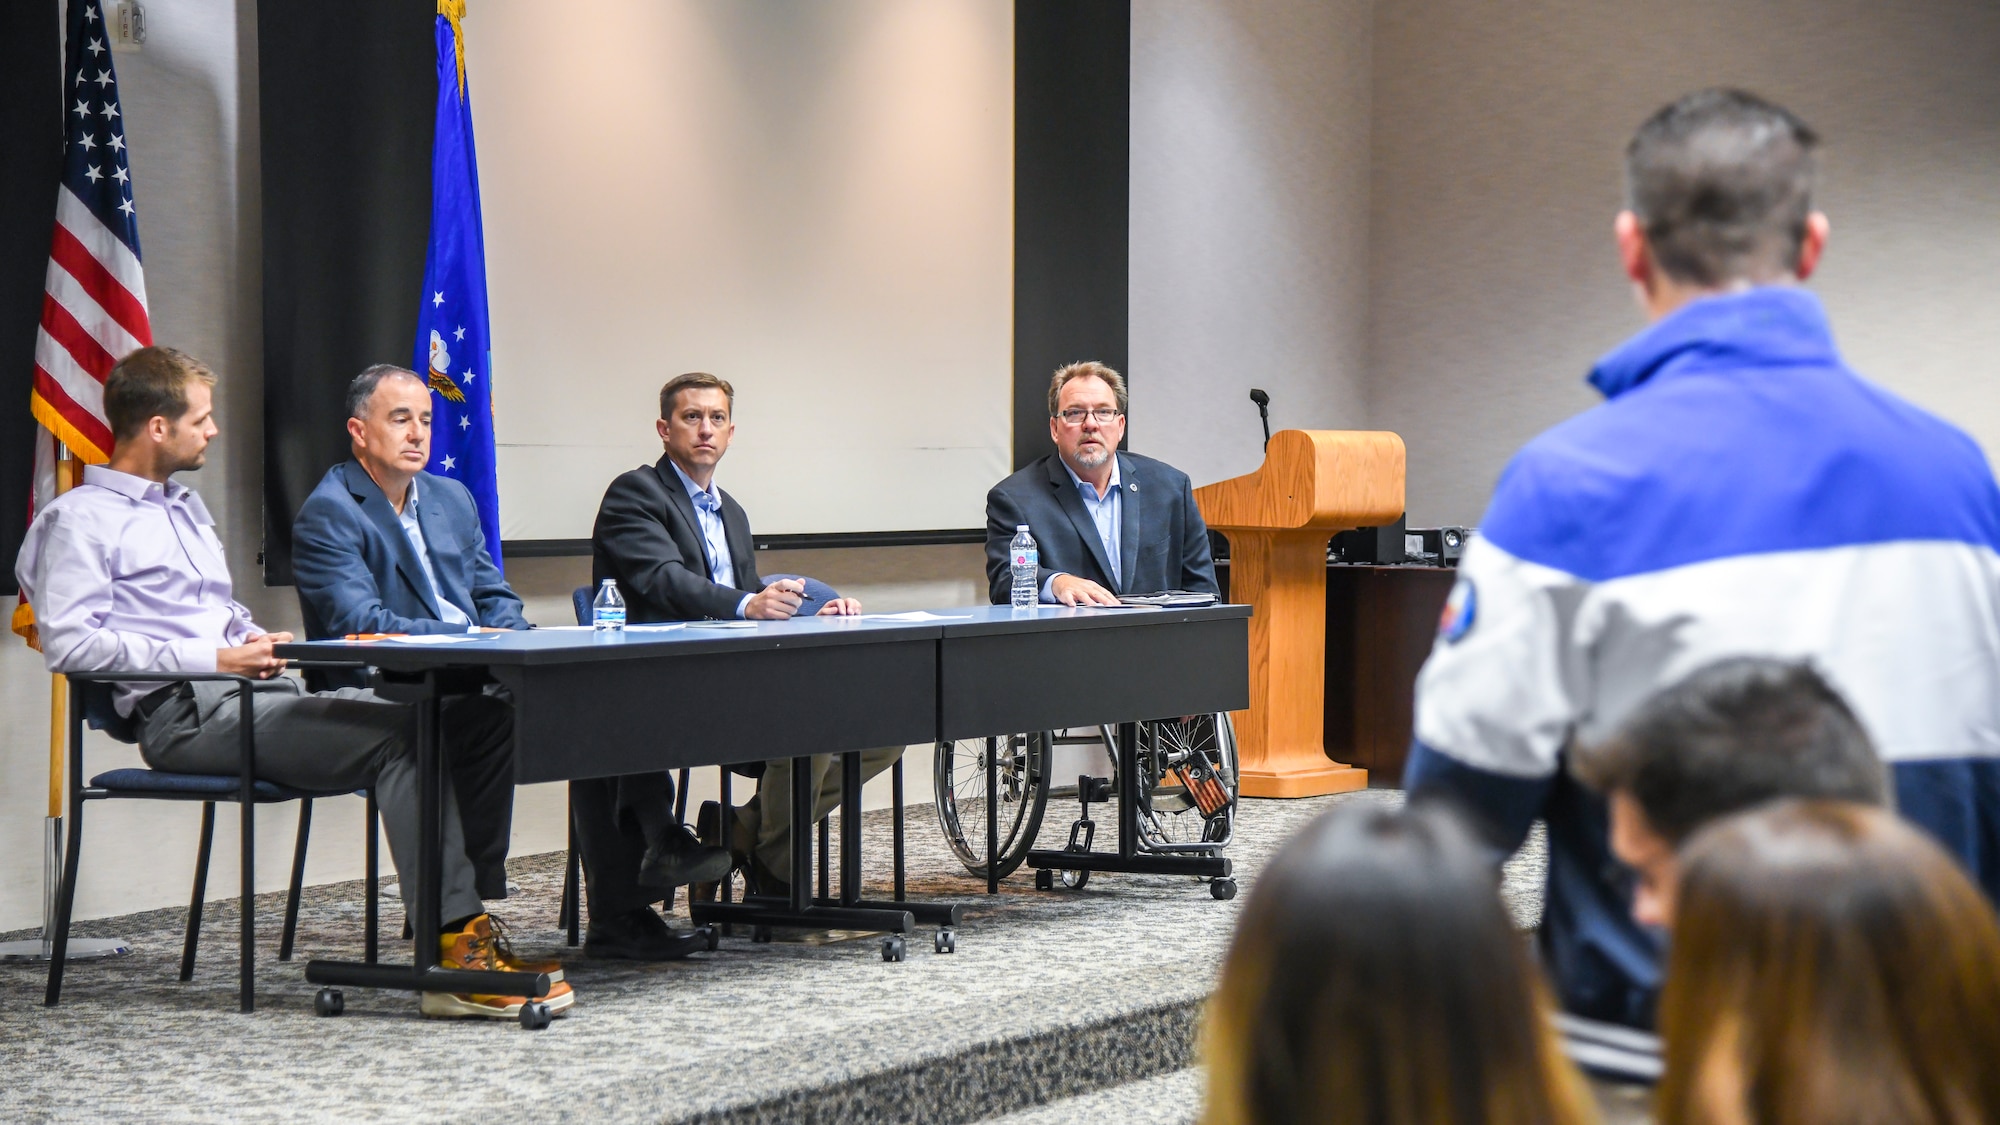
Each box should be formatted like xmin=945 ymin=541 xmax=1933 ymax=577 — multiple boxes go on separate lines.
xmin=0 ymin=789 xmax=1546 ymax=1124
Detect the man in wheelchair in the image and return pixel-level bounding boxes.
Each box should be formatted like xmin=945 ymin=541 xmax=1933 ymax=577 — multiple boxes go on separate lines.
xmin=941 ymin=361 xmax=1233 ymax=886
xmin=982 ymin=360 xmax=1219 ymax=606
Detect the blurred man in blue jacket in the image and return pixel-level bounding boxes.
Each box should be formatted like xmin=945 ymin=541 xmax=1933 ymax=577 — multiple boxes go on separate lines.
xmin=1404 ymin=90 xmax=2000 ymax=1029
xmin=292 ymin=364 xmax=528 ymax=903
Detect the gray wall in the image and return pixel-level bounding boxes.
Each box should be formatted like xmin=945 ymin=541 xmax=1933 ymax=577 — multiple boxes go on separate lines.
xmin=1368 ymin=0 xmax=2000 ymax=525
xmin=1128 ymin=0 xmax=1375 ymax=488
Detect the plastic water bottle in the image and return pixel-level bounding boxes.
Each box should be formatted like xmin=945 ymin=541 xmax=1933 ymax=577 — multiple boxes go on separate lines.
xmin=1009 ymin=525 xmax=1038 ymax=609
xmin=592 ymin=578 xmax=626 ymax=631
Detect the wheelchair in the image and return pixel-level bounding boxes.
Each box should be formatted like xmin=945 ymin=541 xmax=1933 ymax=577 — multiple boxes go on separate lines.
xmin=932 ymin=712 xmax=1239 ymax=896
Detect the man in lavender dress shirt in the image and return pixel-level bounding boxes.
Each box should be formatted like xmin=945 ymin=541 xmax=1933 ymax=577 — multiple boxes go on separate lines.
xmin=15 ymin=346 xmax=568 ymax=1021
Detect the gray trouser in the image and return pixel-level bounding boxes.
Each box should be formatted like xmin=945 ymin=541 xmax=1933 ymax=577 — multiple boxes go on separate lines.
xmin=138 ymin=678 xmax=513 ymax=927
xmin=742 ymin=746 xmax=904 ymax=883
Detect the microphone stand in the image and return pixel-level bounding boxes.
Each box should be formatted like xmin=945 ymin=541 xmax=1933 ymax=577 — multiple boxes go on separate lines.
xmin=1249 ymin=389 xmax=1272 ymax=451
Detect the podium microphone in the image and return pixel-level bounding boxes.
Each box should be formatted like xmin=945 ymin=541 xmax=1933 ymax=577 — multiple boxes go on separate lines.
xmin=1249 ymin=388 xmax=1271 ymax=451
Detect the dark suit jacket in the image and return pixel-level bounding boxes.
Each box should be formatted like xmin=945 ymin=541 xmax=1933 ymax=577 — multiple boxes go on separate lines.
xmin=293 ymin=460 xmax=528 ymax=639
xmin=984 ymin=451 xmax=1219 ymax=604
xmin=592 ymin=455 xmax=762 ymax=623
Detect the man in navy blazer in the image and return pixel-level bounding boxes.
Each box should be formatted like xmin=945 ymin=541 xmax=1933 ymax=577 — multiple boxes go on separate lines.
xmin=985 ymin=361 xmax=1219 ymax=605
xmin=291 ymin=364 xmax=528 ymax=907
xmin=292 ymin=376 xmax=528 ymax=644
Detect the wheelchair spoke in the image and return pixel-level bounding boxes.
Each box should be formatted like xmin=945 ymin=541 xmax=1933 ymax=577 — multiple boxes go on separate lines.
xmin=931 ymin=733 xmax=1051 ymax=880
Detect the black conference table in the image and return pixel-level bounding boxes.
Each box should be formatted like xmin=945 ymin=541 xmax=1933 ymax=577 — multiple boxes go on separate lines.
xmin=275 ymin=603 xmax=1249 ymax=1012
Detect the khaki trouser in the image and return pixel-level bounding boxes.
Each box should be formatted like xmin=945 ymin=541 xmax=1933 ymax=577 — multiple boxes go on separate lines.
xmin=738 ymin=746 xmax=904 ymax=883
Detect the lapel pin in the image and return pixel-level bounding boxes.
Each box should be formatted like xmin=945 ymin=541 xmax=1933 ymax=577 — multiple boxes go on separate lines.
xmin=1129 ymin=482 xmax=1138 ymax=492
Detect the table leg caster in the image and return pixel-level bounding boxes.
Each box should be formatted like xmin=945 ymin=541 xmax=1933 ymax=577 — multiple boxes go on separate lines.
xmin=314 ymin=988 xmax=344 ymax=1017
xmin=519 ymin=1000 xmax=553 ymax=1030
xmin=1061 ymin=867 xmax=1090 ymax=890
xmin=699 ymin=924 xmax=720 ymax=952
xmin=933 ymin=929 xmax=956 ymax=954
xmin=1034 ymin=868 xmax=1053 ymax=891
xmin=752 ymin=925 xmax=773 ymax=944
xmin=1210 ymin=877 xmax=1238 ymax=901
xmin=882 ymin=935 xmax=906 ymax=962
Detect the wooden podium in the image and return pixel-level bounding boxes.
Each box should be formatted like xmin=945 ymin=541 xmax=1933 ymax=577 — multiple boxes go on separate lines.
xmin=1195 ymin=430 xmax=1406 ymax=797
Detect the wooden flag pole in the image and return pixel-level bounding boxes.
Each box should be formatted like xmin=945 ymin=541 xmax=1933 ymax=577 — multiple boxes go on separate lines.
xmin=47 ymin=448 xmax=76 ymax=822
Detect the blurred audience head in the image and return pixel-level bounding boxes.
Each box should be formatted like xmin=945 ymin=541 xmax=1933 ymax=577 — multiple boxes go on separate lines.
xmin=1202 ymin=802 xmax=1596 ymax=1125
xmin=1575 ymin=657 xmax=1885 ymax=927
xmin=1658 ymin=799 xmax=2000 ymax=1125
xmin=1623 ymin=88 xmax=1822 ymax=288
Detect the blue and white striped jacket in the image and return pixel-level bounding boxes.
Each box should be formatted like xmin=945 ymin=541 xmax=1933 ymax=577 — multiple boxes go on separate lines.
xmin=1407 ymin=285 xmax=2000 ymax=1027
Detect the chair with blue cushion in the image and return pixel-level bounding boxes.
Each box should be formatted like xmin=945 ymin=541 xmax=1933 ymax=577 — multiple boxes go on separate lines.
xmin=46 ymin=666 xmax=379 ymax=1013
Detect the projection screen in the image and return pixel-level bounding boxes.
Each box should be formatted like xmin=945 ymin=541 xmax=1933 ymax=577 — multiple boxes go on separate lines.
xmin=465 ymin=1 xmax=1014 ymax=540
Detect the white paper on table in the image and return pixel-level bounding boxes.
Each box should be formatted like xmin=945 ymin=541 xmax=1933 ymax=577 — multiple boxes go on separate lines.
xmin=851 ymin=611 xmax=972 ymax=622
xmin=536 ymin=625 xmax=595 ymax=631
xmin=380 ymin=633 xmax=499 ymax=644
xmin=687 ymin=620 xmax=758 ymax=629
xmin=622 ymin=623 xmax=688 ymax=633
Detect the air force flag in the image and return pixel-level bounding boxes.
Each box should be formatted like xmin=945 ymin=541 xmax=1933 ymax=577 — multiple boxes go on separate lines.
xmin=414 ymin=1 xmax=502 ymax=567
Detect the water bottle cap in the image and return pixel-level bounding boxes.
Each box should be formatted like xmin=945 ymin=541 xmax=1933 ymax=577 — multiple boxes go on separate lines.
xmin=601 ymin=578 xmax=616 ymax=587
xmin=1016 ymin=525 xmax=1029 ymax=532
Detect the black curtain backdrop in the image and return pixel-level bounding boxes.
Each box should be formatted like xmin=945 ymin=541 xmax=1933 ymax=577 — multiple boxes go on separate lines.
xmin=0 ymin=2 xmax=62 ymax=597
xmin=1012 ymin=0 xmax=1131 ymax=472
xmin=258 ymin=0 xmax=434 ymax=585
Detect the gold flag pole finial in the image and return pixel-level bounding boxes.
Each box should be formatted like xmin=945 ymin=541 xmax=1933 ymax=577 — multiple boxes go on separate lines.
xmin=438 ymin=0 xmax=468 ymax=97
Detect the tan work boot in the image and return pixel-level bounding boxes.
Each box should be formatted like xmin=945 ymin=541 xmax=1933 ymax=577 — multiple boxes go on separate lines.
xmin=420 ymin=913 xmax=575 ymax=1020
xmin=485 ymin=913 xmax=565 ymax=984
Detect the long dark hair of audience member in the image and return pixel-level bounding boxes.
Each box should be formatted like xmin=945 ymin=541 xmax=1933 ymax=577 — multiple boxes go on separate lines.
xmin=1203 ymin=803 xmax=1597 ymax=1125
xmin=1658 ymin=799 xmax=2000 ymax=1125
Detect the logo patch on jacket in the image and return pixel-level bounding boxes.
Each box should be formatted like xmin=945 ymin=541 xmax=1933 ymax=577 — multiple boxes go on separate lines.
xmin=1438 ymin=579 xmax=1477 ymax=644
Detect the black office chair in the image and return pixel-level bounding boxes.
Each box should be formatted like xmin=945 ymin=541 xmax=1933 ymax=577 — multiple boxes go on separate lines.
xmin=46 ymin=668 xmax=379 ymax=1012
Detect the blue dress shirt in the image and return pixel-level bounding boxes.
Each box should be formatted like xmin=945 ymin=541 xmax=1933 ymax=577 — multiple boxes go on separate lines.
xmin=1042 ymin=459 xmax=1122 ymax=601
xmin=396 ymin=479 xmax=472 ymax=627
xmin=667 ymin=459 xmax=754 ymax=619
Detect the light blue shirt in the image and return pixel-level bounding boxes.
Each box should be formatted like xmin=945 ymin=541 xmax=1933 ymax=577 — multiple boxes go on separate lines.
xmin=668 ymin=459 xmax=754 ymax=619
xmin=396 ymin=479 xmax=471 ymax=627
xmin=1042 ymin=459 xmax=1122 ymax=601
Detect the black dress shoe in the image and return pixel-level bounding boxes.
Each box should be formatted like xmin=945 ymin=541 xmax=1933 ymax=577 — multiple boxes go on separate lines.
xmin=691 ymin=801 xmax=749 ymax=904
xmin=583 ymin=907 xmax=710 ymax=961
xmin=639 ymin=825 xmax=733 ymax=889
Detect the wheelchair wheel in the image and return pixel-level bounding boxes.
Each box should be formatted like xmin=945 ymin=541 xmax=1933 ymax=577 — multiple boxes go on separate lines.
xmin=1115 ymin=713 xmax=1239 ymax=848
xmin=933 ymin=732 xmax=1052 ymax=880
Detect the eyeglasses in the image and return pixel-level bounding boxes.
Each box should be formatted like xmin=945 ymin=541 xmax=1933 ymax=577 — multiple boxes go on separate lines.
xmin=1055 ymin=407 xmax=1123 ymax=426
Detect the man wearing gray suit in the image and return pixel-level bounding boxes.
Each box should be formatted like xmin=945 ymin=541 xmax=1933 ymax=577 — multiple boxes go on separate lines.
xmin=984 ymin=361 xmax=1219 ymax=606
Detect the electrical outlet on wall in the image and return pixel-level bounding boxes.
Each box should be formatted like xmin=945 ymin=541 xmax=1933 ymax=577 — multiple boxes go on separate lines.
xmin=109 ymin=1 xmax=147 ymax=52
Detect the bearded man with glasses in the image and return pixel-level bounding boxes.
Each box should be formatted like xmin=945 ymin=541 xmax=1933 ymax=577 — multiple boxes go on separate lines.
xmin=984 ymin=361 xmax=1219 ymax=606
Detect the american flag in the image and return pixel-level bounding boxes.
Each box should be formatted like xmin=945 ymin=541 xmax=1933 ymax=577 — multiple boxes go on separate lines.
xmin=13 ymin=0 xmax=150 ymax=645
